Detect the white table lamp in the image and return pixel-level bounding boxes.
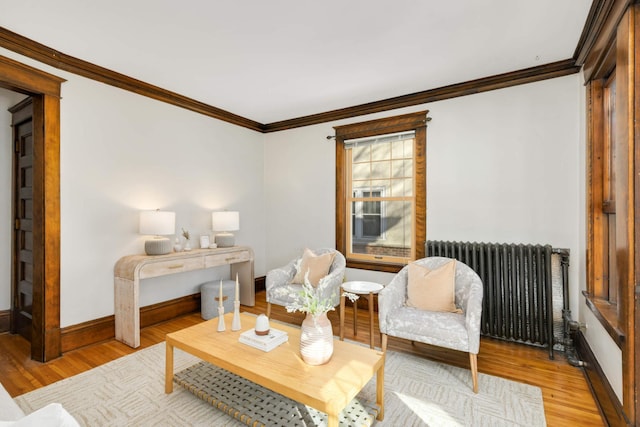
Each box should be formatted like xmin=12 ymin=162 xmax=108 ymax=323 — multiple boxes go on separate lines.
xmin=139 ymin=210 xmax=175 ymax=255
xmin=212 ymin=211 xmax=239 ymax=247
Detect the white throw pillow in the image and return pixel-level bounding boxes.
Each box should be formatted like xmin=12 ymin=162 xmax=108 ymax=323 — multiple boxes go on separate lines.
xmin=0 ymin=403 xmax=80 ymax=427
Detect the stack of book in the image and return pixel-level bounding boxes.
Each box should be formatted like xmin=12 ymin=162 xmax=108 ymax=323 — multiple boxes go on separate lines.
xmin=239 ymin=328 xmax=288 ymax=352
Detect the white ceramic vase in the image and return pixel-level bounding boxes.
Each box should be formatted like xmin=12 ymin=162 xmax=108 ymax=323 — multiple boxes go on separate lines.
xmin=300 ymin=312 xmax=334 ymax=365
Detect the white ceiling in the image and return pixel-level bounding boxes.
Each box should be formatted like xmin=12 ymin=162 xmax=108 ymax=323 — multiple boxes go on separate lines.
xmin=1 ymin=1 xmax=593 ymax=124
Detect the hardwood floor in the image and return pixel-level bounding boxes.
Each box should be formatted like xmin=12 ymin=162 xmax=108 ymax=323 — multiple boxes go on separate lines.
xmin=0 ymin=290 xmax=604 ymax=426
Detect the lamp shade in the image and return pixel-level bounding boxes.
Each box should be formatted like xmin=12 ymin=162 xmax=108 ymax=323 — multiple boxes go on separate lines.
xmin=139 ymin=210 xmax=175 ymax=236
xmin=212 ymin=211 xmax=239 ymax=232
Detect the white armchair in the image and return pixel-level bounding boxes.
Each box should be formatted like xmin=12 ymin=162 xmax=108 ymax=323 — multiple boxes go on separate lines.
xmin=378 ymin=256 xmax=484 ymax=393
xmin=265 ymin=248 xmax=346 ymax=317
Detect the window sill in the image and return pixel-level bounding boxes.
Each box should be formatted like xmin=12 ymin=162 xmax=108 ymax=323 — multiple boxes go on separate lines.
xmin=582 ymin=291 xmax=625 ymax=349
xmin=346 ymin=259 xmax=404 ymax=273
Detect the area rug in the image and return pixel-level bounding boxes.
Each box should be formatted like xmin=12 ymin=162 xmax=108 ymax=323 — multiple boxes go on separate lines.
xmin=14 ymin=342 xmax=546 ymax=426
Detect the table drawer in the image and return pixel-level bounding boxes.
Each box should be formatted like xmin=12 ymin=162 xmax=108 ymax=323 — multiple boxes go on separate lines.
xmin=139 ymin=257 xmax=205 ymax=279
xmin=205 ymin=250 xmax=252 ymax=268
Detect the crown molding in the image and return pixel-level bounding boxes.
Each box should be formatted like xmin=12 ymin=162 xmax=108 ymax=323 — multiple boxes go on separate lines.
xmin=0 ymin=26 xmax=264 ymax=132
xmin=574 ymin=0 xmax=632 ymax=81
xmin=263 ymin=59 xmax=579 ymax=132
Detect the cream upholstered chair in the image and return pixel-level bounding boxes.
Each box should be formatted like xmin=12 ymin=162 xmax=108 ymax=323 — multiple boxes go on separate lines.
xmin=265 ymin=248 xmax=346 ymax=317
xmin=378 ymin=256 xmax=483 ymax=393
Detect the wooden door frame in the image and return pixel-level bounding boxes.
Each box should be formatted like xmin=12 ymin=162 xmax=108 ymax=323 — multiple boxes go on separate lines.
xmin=1 ymin=54 xmax=64 ymax=362
xmin=583 ymin=3 xmax=640 ymax=424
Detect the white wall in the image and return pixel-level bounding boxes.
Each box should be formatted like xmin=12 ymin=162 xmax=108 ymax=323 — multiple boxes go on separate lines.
xmin=0 ymin=48 xmax=266 ymax=327
xmin=0 ymin=88 xmax=29 ymax=311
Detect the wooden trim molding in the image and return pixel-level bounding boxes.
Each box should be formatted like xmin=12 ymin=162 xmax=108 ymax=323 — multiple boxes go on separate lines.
xmin=60 ymin=315 xmax=114 ymax=353
xmin=264 ymin=59 xmax=579 ymax=132
xmin=0 ymin=55 xmax=63 ymax=362
xmin=0 ymin=27 xmax=264 ymax=133
xmin=576 ymin=0 xmax=632 ymax=81
xmin=574 ymin=330 xmax=631 ymax=426
xmin=0 ymin=310 xmax=9 ymax=333
xmin=61 ymin=277 xmax=262 ymax=352
xmin=255 ymin=275 xmax=266 ymax=293
xmin=60 ymin=293 xmax=201 ymax=352
xmin=0 ymin=55 xmax=64 ymax=96
xmin=583 ymin=291 xmax=625 ymax=347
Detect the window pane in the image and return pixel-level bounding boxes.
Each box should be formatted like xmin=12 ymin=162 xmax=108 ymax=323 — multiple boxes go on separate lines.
xmin=391 ymin=178 xmax=413 ymax=197
xmin=362 ymin=214 xmax=381 ymax=237
xmin=390 ymin=159 xmax=408 ymax=178
xmin=352 ymin=162 xmax=370 ymax=180
xmin=371 ymin=142 xmax=391 ymax=161
xmin=391 ymin=140 xmax=405 ymax=159
xmin=403 ymin=139 xmax=414 ymax=157
xmin=371 ymin=161 xmax=390 ymax=179
xmin=351 ymin=201 xmax=412 ymax=258
xmin=363 ymin=200 xmax=380 ymax=214
xmin=370 ymin=180 xmax=389 ymax=194
xmin=352 ymin=146 xmax=369 ymax=163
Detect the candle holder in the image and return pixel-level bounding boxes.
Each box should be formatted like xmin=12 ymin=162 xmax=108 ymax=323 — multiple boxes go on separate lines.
xmin=217 ymin=305 xmax=226 ymax=332
xmin=232 ymin=300 xmax=241 ymax=331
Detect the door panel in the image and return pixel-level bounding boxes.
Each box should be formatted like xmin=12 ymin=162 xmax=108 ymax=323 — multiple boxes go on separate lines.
xmin=11 ymin=98 xmax=34 ymax=342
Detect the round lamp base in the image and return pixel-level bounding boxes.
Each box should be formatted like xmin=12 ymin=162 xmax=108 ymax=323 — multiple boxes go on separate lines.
xmin=145 ymin=238 xmax=172 ymax=255
xmin=215 ymin=233 xmax=235 ymax=247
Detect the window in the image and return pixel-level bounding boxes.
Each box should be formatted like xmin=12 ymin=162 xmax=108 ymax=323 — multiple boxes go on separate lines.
xmin=586 ymin=68 xmax=624 ymax=347
xmin=352 ymin=189 xmax=384 ymax=239
xmin=335 ymin=111 xmax=428 ymax=272
xmin=602 ymin=71 xmax=618 ymax=306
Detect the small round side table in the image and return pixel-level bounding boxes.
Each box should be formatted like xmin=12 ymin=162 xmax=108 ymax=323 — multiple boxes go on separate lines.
xmin=339 ymin=280 xmax=384 ymax=349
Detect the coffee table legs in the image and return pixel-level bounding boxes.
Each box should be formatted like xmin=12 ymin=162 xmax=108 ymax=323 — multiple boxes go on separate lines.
xmin=327 ymin=359 xmax=383 ymax=425
xmin=376 ymin=360 xmax=385 ymax=420
xmin=165 ymin=341 xmax=174 ymax=393
xmin=339 ymin=290 xmax=345 ymax=341
xmin=328 ymin=413 xmax=338 ymax=427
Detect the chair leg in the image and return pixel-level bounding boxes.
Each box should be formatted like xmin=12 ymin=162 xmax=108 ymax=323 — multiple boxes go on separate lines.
xmin=381 ymin=333 xmax=388 ymax=352
xmin=469 ymin=353 xmax=478 ymax=393
xmin=266 ymin=302 xmax=271 ymax=318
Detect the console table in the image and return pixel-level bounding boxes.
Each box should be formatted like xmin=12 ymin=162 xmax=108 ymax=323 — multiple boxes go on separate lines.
xmin=114 ymin=246 xmax=254 ymax=348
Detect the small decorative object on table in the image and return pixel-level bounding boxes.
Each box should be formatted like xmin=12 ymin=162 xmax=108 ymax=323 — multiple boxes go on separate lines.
xmin=199 ymin=235 xmax=210 ymax=249
xmin=217 ymin=279 xmax=226 ymax=332
xmin=231 ymin=274 xmax=241 ymax=331
xmin=182 ymin=228 xmax=191 ymax=251
xmin=254 ymin=314 xmax=270 ymax=335
xmin=283 ymin=272 xmax=346 ymax=365
xmin=173 ymin=237 xmax=182 ymax=252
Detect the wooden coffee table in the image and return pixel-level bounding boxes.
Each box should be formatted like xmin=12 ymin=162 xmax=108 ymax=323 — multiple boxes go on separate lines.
xmin=165 ymin=312 xmax=385 ymax=427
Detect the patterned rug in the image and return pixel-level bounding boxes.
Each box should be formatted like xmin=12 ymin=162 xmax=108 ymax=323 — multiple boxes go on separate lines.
xmin=15 ymin=342 xmax=546 ymax=426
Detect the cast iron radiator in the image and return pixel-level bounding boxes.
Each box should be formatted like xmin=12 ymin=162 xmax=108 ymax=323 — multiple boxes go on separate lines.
xmin=425 ymin=240 xmax=567 ymax=359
